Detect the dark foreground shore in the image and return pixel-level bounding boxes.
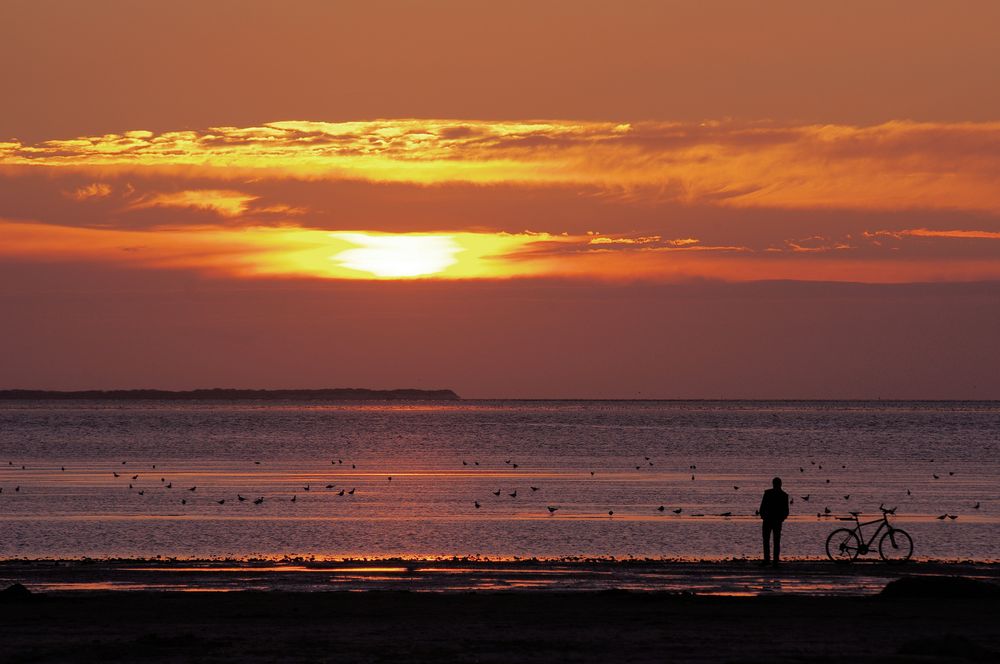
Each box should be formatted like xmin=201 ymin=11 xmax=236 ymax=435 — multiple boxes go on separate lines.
xmin=1 ymin=587 xmax=999 ymax=663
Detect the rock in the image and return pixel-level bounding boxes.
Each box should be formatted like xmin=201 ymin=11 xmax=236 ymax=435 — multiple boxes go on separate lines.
xmin=881 ymin=575 xmax=1000 ymax=599
xmin=0 ymin=583 xmax=32 ymax=602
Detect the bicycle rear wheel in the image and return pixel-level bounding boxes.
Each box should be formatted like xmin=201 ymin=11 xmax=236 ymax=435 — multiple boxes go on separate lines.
xmin=878 ymin=528 xmax=913 ymax=563
xmin=826 ymin=528 xmax=861 ymax=562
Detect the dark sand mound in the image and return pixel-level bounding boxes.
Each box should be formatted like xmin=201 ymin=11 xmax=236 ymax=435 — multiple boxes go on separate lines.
xmin=881 ymin=575 xmax=1000 ymax=599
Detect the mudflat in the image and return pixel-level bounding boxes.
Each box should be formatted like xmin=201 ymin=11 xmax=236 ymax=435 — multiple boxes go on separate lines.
xmin=1 ymin=588 xmax=998 ymax=663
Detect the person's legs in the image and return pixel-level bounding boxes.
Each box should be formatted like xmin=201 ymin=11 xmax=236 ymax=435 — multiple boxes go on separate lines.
xmin=773 ymin=521 xmax=782 ymax=565
xmin=762 ymin=521 xmax=772 ymax=562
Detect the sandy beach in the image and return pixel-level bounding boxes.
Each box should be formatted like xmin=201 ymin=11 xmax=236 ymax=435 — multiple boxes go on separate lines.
xmin=2 ymin=560 xmax=999 ymax=662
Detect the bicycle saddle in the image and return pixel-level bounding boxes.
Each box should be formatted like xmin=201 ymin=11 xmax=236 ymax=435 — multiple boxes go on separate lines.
xmin=849 ymin=511 xmax=861 ymax=517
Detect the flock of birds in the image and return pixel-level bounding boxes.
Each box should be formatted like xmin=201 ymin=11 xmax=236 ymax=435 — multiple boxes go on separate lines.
xmin=0 ymin=455 xmax=984 ymax=522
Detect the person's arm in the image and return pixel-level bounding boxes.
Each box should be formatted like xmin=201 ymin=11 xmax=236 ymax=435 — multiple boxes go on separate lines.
xmin=759 ymin=493 xmax=767 ymax=519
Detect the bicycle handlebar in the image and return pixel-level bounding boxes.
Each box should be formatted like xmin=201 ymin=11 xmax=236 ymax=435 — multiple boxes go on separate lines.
xmin=879 ymin=504 xmax=897 ymax=515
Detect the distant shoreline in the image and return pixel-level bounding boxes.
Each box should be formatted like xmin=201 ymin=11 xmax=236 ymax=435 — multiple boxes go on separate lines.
xmin=0 ymin=388 xmax=461 ymax=401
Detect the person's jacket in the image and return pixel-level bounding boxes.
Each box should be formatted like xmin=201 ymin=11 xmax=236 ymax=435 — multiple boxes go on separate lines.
xmin=759 ymin=488 xmax=789 ymax=522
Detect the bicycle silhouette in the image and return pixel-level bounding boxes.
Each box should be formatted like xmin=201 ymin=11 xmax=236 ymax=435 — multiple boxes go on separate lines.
xmin=825 ymin=504 xmax=913 ymax=563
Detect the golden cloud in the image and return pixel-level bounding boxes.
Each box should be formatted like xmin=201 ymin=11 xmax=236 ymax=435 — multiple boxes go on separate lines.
xmin=4 ymin=120 xmax=1000 ymax=212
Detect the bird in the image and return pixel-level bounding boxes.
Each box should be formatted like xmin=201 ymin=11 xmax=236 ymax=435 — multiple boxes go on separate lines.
xmin=691 ymin=475 xmax=695 ymax=481
xmin=160 ymin=478 xmax=165 ymax=483
xmin=590 ymin=471 xmax=595 ymax=476
xmin=509 ymin=490 xmax=517 ymax=498
xmin=181 ymin=499 xmax=186 ymax=505
xmin=843 ymin=495 xmax=850 ymax=500
xmin=673 ymin=508 xmax=682 ymax=514
xmin=113 ymin=472 xmax=120 ymax=478
xmin=799 ymin=467 xmax=804 ymax=473
xmin=61 ymin=466 xmax=65 ymax=472
xmin=657 ymin=505 xmax=665 ymax=512
xmin=326 ymin=484 xmax=335 ymax=489
xmin=608 ymin=510 xmax=614 ymax=516
xmin=547 ymin=506 xmax=558 ymax=513
xmin=937 ymin=514 xmax=948 ymax=520
xmin=188 ymin=486 xmax=197 ymax=491
xmin=530 ymin=486 xmax=540 ymax=492
xmin=933 ymin=474 xmax=940 ymax=479
xmin=237 ymin=494 xmax=246 ymax=502
xmin=906 ymin=489 xmax=911 ymax=496
xmin=303 ymin=485 xmax=310 ymax=491
xmin=254 ymin=461 xmax=261 ymax=465
xmin=801 ymin=495 xmax=811 ymax=501
xmin=387 ymin=476 xmax=391 ymax=481
xmin=338 ymin=489 xmax=345 ymax=496
xmin=826 ymin=479 xmax=831 ymax=484
xmin=973 ymin=502 xmax=981 ymax=509
xmin=290 ymin=496 xmax=296 ymax=503
xmin=348 ymin=488 xmax=355 ymax=495
xmin=166 ymin=483 xmax=172 ymax=489
xmin=505 ymin=459 xmax=511 ymax=465
xmin=512 ymin=464 xmax=519 ymax=469
xmin=462 ymin=461 xmax=468 ymax=466
xmin=128 ymin=484 xmax=132 ymax=489
xmin=635 ymin=466 xmax=641 ymax=470
xmin=131 ymin=474 xmax=139 ymax=480
xmin=949 ymin=471 xmax=955 ymax=476
xmin=253 ymin=497 xmax=264 ymax=505
xmin=719 ymin=512 xmax=732 ymax=517
xmin=733 ymin=486 xmax=740 ymax=491
xmin=947 ymin=514 xmax=958 ymax=520
xmin=824 ymin=507 xmax=831 ymax=514
xmin=474 ymin=461 xmax=480 ymax=466
xmin=474 ymin=500 xmax=481 ymax=508
xmin=493 ymin=489 xmax=501 ymax=496
xmin=217 ymin=499 xmax=225 ymax=505
xmin=645 ymin=457 xmax=650 ymax=461
xmin=138 ymin=490 xmax=144 ymax=495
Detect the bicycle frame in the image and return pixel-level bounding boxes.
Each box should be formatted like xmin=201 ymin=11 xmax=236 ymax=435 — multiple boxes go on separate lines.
xmin=849 ymin=515 xmax=889 ymax=552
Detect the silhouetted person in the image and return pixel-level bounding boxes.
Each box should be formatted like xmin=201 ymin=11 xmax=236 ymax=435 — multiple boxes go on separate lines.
xmin=759 ymin=477 xmax=789 ymax=567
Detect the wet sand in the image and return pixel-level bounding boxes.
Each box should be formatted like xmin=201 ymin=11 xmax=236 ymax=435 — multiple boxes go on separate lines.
xmin=2 ymin=558 xmax=999 ymax=594
xmin=1 ymin=560 xmax=999 ymax=662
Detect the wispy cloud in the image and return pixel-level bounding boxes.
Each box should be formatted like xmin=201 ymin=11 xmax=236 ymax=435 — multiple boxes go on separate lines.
xmin=126 ymin=189 xmax=258 ymax=217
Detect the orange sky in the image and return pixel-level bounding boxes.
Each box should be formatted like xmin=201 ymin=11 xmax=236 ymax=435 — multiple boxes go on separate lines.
xmin=2 ymin=1 xmax=999 ymax=397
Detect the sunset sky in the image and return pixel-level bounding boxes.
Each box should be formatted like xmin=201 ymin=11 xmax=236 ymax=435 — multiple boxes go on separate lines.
xmin=3 ymin=0 xmax=999 ymax=398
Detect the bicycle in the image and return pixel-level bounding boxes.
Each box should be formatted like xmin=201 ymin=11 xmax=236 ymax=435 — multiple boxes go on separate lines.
xmin=825 ymin=504 xmax=913 ymax=563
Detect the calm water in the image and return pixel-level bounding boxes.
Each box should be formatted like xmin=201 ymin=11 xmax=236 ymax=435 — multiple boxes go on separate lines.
xmin=0 ymin=400 xmax=997 ymax=561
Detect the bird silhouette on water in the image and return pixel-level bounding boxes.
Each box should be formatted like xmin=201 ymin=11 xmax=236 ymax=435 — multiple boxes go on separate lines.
xmin=253 ymin=497 xmax=264 ymax=505
xmin=547 ymin=506 xmax=558 ymax=513
xmin=492 ymin=489 xmax=501 ymax=496
xmin=474 ymin=500 xmax=481 ymax=509
xmin=509 ymin=490 xmax=517 ymax=498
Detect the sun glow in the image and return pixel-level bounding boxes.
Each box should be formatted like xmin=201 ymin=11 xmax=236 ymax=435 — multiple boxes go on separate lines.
xmin=330 ymin=233 xmax=462 ymax=278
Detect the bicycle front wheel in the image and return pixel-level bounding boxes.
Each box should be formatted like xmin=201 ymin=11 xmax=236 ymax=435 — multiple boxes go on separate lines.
xmin=826 ymin=528 xmax=861 ymax=563
xmin=878 ymin=528 xmax=913 ymax=563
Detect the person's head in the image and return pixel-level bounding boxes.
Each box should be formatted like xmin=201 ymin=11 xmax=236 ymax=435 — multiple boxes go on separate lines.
xmin=772 ymin=477 xmax=782 ymax=489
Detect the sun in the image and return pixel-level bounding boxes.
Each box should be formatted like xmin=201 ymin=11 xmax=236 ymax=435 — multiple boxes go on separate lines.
xmin=329 ymin=232 xmax=463 ymax=278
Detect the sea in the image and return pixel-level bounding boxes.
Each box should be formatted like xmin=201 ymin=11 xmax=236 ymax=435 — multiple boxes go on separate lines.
xmin=0 ymin=400 xmax=997 ymax=562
